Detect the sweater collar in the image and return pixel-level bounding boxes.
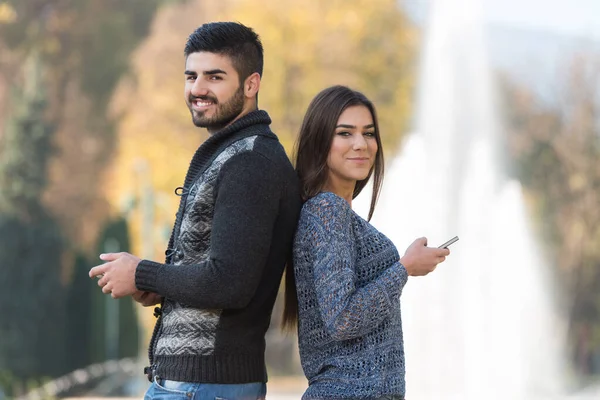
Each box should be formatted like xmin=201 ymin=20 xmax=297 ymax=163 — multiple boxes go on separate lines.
xmin=207 ymin=109 xmax=272 ymax=144
xmin=181 ymin=109 xmax=274 ymax=190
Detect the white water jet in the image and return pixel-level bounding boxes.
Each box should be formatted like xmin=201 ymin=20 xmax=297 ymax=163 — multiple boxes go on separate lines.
xmin=353 ymin=0 xmax=583 ymax=398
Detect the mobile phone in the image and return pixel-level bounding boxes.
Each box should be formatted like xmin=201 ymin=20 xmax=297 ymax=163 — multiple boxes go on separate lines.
xmin=438 ymin=236 xmax=459 ymax=249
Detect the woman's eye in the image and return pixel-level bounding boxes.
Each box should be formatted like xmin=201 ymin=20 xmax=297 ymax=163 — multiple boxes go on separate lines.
xmin=364 ymin=131 xmax=376 ymax=137
xmin=336 ymin=131 xmax=351 ymax=136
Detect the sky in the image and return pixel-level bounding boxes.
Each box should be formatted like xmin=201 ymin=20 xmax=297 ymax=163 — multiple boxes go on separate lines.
xmin=484 ymin=0 xmax=600 ymax=39
xmin=402 ymin=0 xmax=600 ymax=40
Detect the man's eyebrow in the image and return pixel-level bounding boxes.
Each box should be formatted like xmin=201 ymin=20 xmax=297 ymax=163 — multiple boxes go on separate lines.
xmin=203 ymin=69 xmax=227 ymax=75
xmin=184 ymin=69 xmax=227 ymax=75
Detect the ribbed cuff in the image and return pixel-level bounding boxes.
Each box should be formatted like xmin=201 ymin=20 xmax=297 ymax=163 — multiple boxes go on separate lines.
xmin=153 ymin=353 xmax=267 ymax=383
xmin=135 ymin=259 xmax=162 ymax=293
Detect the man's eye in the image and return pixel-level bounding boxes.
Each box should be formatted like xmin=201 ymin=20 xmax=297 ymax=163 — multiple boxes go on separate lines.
xmin=186 ymin=75 xmax=196 ymax=81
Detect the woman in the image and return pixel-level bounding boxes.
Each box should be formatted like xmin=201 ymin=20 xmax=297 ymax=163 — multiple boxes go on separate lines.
xmin=283 ymin=86 xmax=450 ymax=400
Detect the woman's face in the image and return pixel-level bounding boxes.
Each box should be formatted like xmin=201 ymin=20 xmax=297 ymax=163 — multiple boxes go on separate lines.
xmin=325 ymin=105 xmax=378 ymax=190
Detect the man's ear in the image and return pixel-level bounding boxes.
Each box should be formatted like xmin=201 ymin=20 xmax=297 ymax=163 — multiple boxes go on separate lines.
xmin=244 ymin=72 xmax=261 ymax=98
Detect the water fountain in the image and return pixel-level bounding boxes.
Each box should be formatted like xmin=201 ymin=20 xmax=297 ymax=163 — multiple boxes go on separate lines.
xmin=354 ymin=0 xmax=576 ymax=397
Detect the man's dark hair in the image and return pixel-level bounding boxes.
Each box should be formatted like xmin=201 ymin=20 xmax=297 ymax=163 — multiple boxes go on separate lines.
xmin=184 ymin=22 xmax=264 ymax=83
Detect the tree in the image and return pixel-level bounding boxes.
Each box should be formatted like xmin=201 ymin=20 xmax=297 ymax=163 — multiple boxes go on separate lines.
xmin=0 ymin=0 xmax=165 ymax=250
xmin=0 ymin=51 xmax=66 ymax=395
xmin=0 ymin=0 xmax=168 ymax=393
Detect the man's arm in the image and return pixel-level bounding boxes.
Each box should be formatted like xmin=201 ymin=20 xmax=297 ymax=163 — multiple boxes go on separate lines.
xmin=135 ymin=151 xmax=282 ymax=309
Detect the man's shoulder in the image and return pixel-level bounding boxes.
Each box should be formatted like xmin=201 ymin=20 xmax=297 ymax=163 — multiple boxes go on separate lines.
xmin=251 ymin=131 xmax=289 ymax=157
xmin=221 ymin=133 xmax=293 ymax=174
xmin=216 ymin=140 xmax=296 ymax=187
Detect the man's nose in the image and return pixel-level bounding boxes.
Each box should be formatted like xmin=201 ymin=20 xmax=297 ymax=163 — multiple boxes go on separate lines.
xmin=190 ymin=80 xmax=210 ymax=97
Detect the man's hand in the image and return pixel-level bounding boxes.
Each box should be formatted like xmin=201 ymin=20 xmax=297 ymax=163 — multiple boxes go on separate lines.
xmin=400 ymin=237 xmax=450 ymax=277
xmin=132 ymin=290 xmax=163 ymax=307
xmin=89 ymin=252 xmax=141 ymax=298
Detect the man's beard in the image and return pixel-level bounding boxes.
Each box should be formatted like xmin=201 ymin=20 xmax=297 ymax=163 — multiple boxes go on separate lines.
xmin=189 ymin=85 xmax=245 ymax=132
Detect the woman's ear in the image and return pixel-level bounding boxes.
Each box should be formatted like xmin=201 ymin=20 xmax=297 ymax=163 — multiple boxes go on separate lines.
xmin=244 ymin=72 xmax=261 ymax=98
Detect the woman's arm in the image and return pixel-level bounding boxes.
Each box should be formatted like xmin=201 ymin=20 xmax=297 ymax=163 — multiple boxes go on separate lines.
xmin=306 ymin=193 xmax=408 ymax=341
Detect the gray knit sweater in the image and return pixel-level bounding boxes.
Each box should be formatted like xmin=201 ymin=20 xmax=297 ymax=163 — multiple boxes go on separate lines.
xmin=293 ymin=192 xmax=408 ymax=399
xmin=135 ymin=110 xmax=301 ymax=383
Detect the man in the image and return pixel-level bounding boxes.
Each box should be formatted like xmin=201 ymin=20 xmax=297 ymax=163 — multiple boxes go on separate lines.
xmin=89 ymin=22 xmax=301 ymax=400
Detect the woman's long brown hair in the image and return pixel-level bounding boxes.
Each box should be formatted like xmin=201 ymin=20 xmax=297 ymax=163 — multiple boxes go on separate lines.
xmin=282 ymin=85 xmax=385 ymax=331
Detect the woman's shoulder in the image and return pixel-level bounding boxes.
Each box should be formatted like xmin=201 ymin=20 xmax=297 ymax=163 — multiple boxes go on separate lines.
xmin=297 ymin=193 xmax=357 ymax=247
xmin=302 ymin=192 xmax=351 ymax=217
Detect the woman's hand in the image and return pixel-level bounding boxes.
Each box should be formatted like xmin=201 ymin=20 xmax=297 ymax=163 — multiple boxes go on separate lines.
xmin=400 ymin=237 xmax=450 ymax=276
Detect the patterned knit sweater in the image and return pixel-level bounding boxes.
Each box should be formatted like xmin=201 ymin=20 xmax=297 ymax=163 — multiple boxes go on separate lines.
xmin=293 ymin=192 xmax=408 ymax=399
xmin=135 ymin=110 xmax=301 ymax=383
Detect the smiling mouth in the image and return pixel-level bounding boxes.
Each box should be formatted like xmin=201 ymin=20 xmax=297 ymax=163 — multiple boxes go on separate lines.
xmin=191 ymin=98 xmax=216 ymax=110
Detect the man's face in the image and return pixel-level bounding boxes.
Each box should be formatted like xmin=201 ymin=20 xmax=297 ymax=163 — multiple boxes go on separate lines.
xmin=184 ymin=52 xmax=245 ymax=133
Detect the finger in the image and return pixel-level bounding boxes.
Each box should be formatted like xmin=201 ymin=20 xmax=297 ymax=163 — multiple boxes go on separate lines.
xmin=142 ymin=296 xmax=155 ymax=307
xmin=434 ymin=247 xmax=450 ymax=256
xmin=99 ymin=252 xmax=124 ymax=262
xmin=89 ymin=263 xmax=109 ymax=278
xmin=145 ymin=295 xmax=162 ymax=307
xmin=414 ymin=237 xmax=427 ymax=246
xmin=97 ymin=274 xmax=108 ymax=288
xmin=132 ymin=291 xmax=147 ymax=303
xmin=138 ymin=292 xmax=149 ymax=303
xmin=141 ymin=293 xmax=155 ymax=306
xmin=437 ymin=256 xmax=446 ymax=263
xmin=102 ymin=283 xmax=112 ymax=295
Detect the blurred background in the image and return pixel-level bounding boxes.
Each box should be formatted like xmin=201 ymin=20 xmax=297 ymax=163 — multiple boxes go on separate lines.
xmin=0 ymin=0 xmax=599 ymax=398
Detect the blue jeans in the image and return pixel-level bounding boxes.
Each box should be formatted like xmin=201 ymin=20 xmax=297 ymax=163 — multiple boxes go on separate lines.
xmin=144 ymin=378 xmax=266 ymax=400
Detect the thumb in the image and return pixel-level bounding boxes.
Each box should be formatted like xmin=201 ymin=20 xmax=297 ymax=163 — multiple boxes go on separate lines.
xmin=433 ymin=247 xmax=450 ymax=257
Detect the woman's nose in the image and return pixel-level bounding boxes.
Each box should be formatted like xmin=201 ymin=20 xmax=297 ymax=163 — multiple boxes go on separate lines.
xmin=352 ymin=134 xmax=367 ymax=150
